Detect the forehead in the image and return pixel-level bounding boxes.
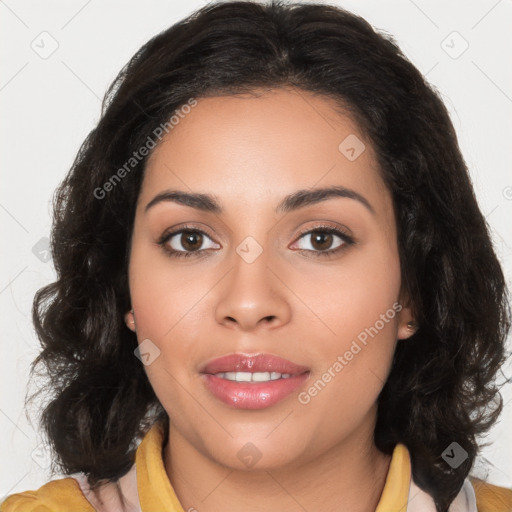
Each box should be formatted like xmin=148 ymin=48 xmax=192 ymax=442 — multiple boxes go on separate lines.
xmin=139 ymin=88 xmax=391 ymax=217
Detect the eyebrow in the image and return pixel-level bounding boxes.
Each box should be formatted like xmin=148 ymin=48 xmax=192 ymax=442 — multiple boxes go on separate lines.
xmin=144 ymin=185 xmax=375 ymax=215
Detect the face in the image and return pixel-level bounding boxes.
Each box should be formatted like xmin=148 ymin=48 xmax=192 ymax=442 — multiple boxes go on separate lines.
xmin=125 ymin=87 xmax=415 ymax=471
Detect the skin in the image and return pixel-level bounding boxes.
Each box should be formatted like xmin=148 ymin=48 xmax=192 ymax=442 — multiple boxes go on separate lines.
xmin=124 ymin=87 xmax=415 ymax=512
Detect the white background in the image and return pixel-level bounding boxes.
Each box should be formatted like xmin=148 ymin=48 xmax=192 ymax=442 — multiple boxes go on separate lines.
xmin=1 ymin=0 xmax=511 ymax=499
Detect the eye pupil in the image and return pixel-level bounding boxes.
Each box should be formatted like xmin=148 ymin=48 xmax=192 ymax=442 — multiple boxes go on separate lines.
xmin=311 ymin=232 xmax=332 ymax=250
xmin=182 ymin=230 xmax=202 ymax=251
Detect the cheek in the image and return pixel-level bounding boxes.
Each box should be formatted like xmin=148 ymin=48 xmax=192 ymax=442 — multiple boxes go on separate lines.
xmin=127 ymin=242 xmax=215 ymax=395
xmin=295 ymin=236 xmax=401 ymax=346
xmin=294 ymin=236 xmax=401 ymax=409
xmin=128 ymin=257 xmax=207 ymax=415
xmin=128 ymin=237 xmax=209 ymax=339
xmin=294 ymin=239 xmax=401 ymax=425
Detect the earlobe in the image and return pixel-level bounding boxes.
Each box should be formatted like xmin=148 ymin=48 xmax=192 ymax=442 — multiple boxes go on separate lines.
xmin=398 ymin=319 xmax=418 ymax=340
xmin=396 ymin=304 xmax=418 ymax=340
xmin=124 ymin=309 xmax=136 ymax=332
xmin=396 ymin=292 xmax=418 ymax=340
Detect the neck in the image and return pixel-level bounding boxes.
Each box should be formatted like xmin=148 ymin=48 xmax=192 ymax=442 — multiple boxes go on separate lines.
xmin=163 ymin=416 xmax=392 ymax=512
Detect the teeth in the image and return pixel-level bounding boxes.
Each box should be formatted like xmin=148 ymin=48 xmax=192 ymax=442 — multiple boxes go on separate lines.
xmin=253 ymin=372 xmax=271 ymax=382
xmin=215 ymin=371 xmax=293 ymax=382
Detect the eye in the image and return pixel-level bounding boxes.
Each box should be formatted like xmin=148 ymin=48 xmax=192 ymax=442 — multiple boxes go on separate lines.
xmin=157 ymin=226 xmax=220 ymax=258
xmin=290 ymin=226 xmax=354 ymax=258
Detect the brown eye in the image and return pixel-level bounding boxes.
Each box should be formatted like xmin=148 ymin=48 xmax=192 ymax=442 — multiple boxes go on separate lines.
xmin=310 ymin=232 xmax=333 ymax=251
xmin=179 ymin=230 xmax=203 ymax=251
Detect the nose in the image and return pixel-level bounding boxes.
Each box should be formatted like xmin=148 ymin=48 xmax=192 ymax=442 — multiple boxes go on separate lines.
xmin=214 ymin=249 xmax=292 ymax=332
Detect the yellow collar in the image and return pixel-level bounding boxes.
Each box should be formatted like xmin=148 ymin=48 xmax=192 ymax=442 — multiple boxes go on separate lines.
xmin=136 ymin=421 xmax=411 ymax=512
xmin=136 ymin=421 xmax=185 ymax=511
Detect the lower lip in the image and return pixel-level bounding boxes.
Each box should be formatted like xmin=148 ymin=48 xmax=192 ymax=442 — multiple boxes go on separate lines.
xmin=202 ymin=373 xmax=310 ymax=409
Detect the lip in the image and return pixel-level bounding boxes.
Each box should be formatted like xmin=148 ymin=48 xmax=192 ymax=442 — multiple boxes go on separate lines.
xmin=200 ymin=353 xmax=310 ymax=409
xmin=200 ymin=353 xmax=310 ymax=375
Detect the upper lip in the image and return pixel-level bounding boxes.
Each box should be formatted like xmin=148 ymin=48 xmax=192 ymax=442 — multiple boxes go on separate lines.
xmin=200 ymin=353 xmax=310 ymax=375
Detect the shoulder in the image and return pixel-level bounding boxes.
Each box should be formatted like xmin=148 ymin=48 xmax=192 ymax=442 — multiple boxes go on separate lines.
xmin=1 ymin=477 xmax=95 ymax=512
xmin=470 ymin=477 xmax=512 ymax=512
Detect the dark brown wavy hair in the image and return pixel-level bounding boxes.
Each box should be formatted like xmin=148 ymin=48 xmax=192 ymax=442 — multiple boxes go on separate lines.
xmin=29 ymin=1 xmax=510 ymax=511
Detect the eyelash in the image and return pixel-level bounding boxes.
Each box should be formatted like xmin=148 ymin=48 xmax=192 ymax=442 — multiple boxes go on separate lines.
xmin=156 ymin=224 xmax=355 ymax=259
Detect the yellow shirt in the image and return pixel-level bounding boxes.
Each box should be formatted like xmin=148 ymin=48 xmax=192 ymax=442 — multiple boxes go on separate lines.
xmin=2 ymin=420 xmax=511 ymax=511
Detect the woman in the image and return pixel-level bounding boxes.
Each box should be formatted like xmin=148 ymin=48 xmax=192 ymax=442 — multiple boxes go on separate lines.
xmin=2 ymin=1 xmax=511 ymax=511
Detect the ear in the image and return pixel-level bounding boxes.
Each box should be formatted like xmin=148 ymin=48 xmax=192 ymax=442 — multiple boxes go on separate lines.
xmin=124 ymin=309 xmax=136 ymax=332
xmin=396 ymin=292 xmax=418 ymax=341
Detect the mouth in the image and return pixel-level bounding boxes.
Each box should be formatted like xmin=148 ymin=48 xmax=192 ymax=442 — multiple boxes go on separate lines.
xmin=200 ymin=353 xmax=310 ymax=409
